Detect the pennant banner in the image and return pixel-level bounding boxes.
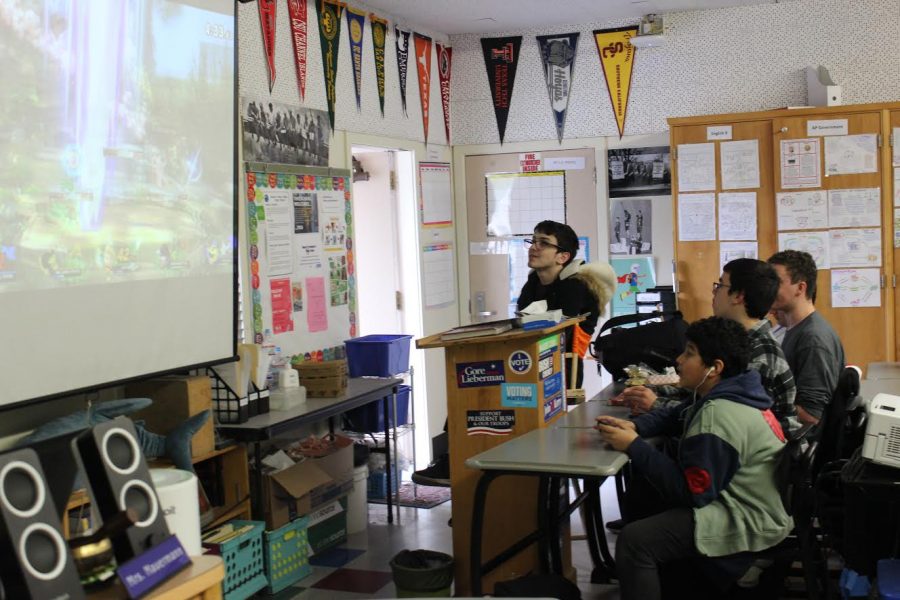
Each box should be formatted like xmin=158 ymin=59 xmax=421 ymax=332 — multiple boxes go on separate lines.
xmin=593 ymin=26 xmax=638 ymax=138
xmin=536 ymin=32 xmax=579 ymax=144
xmin=414 ymin=33 xmax=433 ymax=143
xmin=346 ymin=8 xmax=366 ymax=111
xmin=480 ymin=36 xmax=522 ymax=144
xmin=370 ymin=15 xmax=389 ymax=117
xmin=395 ymin=27 xmax=411 ymax=117
xmin=316 ymin=0 xmax=344 ymax=131
xmin=258 ymin=0 xmax=277 ymax=92
xmin=436 ymin=43 xmax=452 ymax=143
xmin=287 ymin=0 xmax=308 ymax=101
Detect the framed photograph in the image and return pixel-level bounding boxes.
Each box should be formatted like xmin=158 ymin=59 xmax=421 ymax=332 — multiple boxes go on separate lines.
xmin=608 ymin=146 xmax=671 ymax=197
xmin=241 ymin=97 xmax=330 ymax=166
xmin=610 ymin=198 xmax=652 ymax=255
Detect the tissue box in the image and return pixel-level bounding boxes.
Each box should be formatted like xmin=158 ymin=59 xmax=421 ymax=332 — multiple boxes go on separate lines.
xmin=125 ymin=376 xmax=214 ymax=458
xmin=293 ymin=360 xmax=348 ymax=397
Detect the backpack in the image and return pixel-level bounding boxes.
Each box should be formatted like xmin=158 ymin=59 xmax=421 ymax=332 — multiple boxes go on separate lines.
xmin=590 ymin=311 xmax=688 ymax=380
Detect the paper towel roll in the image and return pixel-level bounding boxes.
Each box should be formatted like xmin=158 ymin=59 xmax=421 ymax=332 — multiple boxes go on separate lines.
xmin=150 ymin=469 xmax=202 ymax=556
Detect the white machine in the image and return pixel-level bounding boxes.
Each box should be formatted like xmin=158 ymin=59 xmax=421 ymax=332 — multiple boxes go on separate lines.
xmin=862 ymin=393 xmax=900 ymax=468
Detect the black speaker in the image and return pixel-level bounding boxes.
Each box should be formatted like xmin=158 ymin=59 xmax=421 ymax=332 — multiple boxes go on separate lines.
xmin=0 ymin=447 xmax=85 ymax=599
xmin=75 ymin=417 xmax=170 ymax=562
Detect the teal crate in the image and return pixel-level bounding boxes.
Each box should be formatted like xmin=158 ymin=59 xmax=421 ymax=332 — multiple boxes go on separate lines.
xmin=203 ymin=519 xmax=268 ymax=600
xmin=264 ymin=516 xmax=312 ymax=594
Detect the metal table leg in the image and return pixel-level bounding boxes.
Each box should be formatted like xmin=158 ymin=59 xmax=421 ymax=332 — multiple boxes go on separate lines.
xmin=383 ymin=392 xmax=393 ymax=524
xmin=470 ymin=470 xmax=500 ymax=597
xmin=585 ymin=478 xmax=617 ymax=583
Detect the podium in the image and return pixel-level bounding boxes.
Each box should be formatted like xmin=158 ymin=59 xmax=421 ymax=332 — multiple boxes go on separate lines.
xmin=417 ymin=319 xmax=582 ymax=595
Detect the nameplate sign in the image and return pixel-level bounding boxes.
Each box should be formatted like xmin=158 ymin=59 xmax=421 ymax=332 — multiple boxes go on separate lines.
xmin=117 ymin=535 xmax=191 ymax=599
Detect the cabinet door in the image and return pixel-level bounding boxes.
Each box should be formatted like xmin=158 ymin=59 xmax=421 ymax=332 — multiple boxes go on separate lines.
xmin=772 ymin=111 xmax=889 ymax=371
xmin=890 ymin=110 xmax=900 ymax=358
xmin=671 ymin=120 xmax=773 ymax=321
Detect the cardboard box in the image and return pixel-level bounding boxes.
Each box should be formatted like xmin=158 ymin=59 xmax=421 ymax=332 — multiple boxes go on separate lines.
xmin=307 ymin=498 xmax=348 ymax=556
xmin=125 ymin=375 xmax=214 ymax=458
xmin=293 ymin=360 xmax=348 ymax=397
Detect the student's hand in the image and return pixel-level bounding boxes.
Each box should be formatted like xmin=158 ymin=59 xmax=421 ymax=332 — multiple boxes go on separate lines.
xmin=622 ymin=386 xmax=657 ymax=415
xmin=596 ymin=422 xmax=639 ymax=451
xmin=595 ymin=416 xmax=636 ymax=432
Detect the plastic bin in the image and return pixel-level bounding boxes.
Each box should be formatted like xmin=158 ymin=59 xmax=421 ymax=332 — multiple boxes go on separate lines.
xmin=344 ymin=385 xmax=410 ymax=433
xmin=345 ymin=334 xmax=412 ymax=377
xmin=202 ymin=519 xmax=268 ymax=600
xmin=263 ymin=517 xmax=311 ymax=594
xmin=347 ymin=465 xmax=370 ymax=534
xmin=390 ymin=549 xmax=454 ymax=598
xmin=367 ymin=470 xmax=400 ymax=499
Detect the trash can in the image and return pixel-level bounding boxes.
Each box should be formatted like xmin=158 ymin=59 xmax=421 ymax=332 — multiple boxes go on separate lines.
xmin=389 ymin=549 xmax=454 ymax=598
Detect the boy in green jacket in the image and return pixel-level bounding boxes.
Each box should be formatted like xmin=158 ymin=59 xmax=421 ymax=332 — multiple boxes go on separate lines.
xmin=596 ymin=317 xmax=792 ymax=600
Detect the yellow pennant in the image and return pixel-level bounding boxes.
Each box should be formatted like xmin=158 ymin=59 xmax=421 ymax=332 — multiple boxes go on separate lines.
xmin=593 ymin=27 xmax=638 ymax=138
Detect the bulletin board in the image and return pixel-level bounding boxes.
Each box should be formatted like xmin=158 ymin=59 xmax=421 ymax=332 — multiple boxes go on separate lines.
xmin=245 ymin=164 xmax=357 ymax=363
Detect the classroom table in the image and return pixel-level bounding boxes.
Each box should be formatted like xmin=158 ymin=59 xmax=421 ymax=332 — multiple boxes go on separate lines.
xmin=865 ymin=362 xmax=900 ymax=381
xmin=465 ymin=391 xmax=631 ymax=595
xmin=217 ymin=377 xmax=402 ymax=523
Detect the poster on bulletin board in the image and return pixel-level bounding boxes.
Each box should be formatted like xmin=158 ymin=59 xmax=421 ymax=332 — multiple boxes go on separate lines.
xmin=246 ymin=167 xmax=357 ymax=364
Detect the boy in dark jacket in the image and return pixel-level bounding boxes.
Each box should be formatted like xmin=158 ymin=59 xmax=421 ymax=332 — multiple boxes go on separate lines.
xmin=596 ymin=317 xmax=792 ymax=600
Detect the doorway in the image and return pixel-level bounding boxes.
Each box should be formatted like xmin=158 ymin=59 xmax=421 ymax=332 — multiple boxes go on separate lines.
xmin=351 ymin=145 xmax=427 ymax=472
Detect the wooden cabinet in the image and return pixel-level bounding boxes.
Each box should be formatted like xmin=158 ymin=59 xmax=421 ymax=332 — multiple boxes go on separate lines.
xmin=65 ymin=443 xmax=251 ymax=539
xmin=670 ymin=102 xmax=900 ymax=373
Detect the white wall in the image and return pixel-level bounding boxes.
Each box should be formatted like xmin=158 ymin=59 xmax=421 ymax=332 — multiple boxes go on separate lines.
xmin=448 ymin=0 xmax=900 ymax=145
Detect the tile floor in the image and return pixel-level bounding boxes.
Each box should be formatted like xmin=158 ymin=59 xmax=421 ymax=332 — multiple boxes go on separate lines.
xmin=267 ymin=479 xmax=625 ymax=599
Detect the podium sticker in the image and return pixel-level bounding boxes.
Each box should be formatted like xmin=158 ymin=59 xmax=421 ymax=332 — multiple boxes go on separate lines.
xmin=502 ymin=383 xmax=537 ymax=408
xmin=507 ymin=350 xmax=532 ymax=375
xmin=467 ymin=410 xmax=515 ymax=436
xmin=544 ymin=392 xmax=563 ymax=422
xmin=538 ymin=343 xmax=557 ymax=379
xmin=456 ymin=361 xmax=505 ymax=388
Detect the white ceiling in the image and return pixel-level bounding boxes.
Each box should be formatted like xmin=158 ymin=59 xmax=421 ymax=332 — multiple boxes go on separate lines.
xmin=363 ymin=0 xmax=781 ymax=35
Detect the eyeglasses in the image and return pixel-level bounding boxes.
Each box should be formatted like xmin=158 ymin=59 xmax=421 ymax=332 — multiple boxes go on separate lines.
xmin=712 ymin=281 xmax=731 ymax=293
xmin=524 ymin=238 xmax=564 ymax=252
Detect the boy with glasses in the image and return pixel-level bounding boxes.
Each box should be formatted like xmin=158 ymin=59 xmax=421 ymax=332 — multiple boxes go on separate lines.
xmin=517 ymin=221 xmax=615 ymax=385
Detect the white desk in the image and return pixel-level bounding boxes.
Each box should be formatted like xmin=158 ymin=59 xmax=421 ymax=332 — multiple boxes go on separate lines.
xmin=866 ymin=362 xmax=900 ymax=381
xmin=465 ymin=396 xmax=632 ymax=595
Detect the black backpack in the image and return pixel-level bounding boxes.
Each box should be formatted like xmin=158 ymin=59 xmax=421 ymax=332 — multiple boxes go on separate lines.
xmin=590 ymin=311 xmax=688 ymax=380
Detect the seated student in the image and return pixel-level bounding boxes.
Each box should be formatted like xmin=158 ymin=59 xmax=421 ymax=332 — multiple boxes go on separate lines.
xmin=596 ymin=317 xmax=792 ymax=600
xmin=623 ymin=258 xmax=801 ymax=437
xmin=768 ymin=250 xmax=845 ymax=426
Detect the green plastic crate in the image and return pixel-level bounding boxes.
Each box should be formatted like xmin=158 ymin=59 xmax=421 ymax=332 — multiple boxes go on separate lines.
xmin=264 ymin=516 xmax=312 ymax=594
xmin=202 ymin=519 xmax=268 ymax=600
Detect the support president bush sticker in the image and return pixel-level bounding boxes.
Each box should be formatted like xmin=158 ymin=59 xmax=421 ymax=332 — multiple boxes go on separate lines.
xmin=467 ymin=410 xmax=515 ymax=436
xmin=507 ymin=350 xmax=532 ymax=375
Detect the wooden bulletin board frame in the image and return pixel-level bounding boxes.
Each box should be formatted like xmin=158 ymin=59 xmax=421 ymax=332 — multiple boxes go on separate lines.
xmin=245 ymin=163 xmax=357 ymax=363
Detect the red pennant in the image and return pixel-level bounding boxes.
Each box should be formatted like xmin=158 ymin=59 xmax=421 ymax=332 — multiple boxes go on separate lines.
xmin=287 ymin=0 xmax=308 ymax=101
xmin=436 ymin=43 xmax=452 ymax=143
xmin=413 ymin=33 xmax=432 ymax=143
xmin=258 ymin=0 xmax=277 ymax=92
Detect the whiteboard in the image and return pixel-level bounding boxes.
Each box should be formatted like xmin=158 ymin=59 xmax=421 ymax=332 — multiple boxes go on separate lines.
xmin=486 ymin=171 xmax=566 ymax=236
xmin=246 ymin=168 xmax=357 ymax=362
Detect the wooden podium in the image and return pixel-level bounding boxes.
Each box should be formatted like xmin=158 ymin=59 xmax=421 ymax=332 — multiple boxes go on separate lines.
xmin=417 ymin=319 xmax=582 ymax=595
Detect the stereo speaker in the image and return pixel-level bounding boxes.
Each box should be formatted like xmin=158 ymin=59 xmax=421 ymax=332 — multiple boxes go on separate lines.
xmin=74 ymin=416 xmax=171 ymax=562
xmin=0 ymin=447 xmax=85 ymax=599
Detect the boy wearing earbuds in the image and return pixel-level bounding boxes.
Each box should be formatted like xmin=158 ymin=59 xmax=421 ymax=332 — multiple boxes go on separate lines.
xmin=596 ymin=317 xmax=792 ymax=600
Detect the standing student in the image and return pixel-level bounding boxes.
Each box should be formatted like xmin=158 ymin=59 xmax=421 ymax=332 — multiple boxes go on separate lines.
xmin=597 ymin=317 xmax=792 ymax=600
xmin=768 ymin=250 xmax=845 ymax=426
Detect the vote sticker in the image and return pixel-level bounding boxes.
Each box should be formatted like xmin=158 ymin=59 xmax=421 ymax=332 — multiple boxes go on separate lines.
xmin=507 ymin=350 xmax=532 ymax=375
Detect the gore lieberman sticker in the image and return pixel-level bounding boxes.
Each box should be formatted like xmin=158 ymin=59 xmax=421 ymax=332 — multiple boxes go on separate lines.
xmin=456 ymin=361 xmax=505 ymax=388
xmin=467 ymin=410 xmax=515 ymax=435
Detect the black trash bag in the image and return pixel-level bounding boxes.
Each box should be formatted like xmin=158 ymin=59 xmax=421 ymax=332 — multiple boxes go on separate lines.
xmin=591 ymin=311 xmax=688 ymax=380
xmin=494 ymin=573 xmax=582 ymax=600
xmin=390 ymin=549 xmax=454 ymax=594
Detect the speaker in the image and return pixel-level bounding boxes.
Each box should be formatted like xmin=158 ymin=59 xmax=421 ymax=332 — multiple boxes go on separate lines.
xmin=75 ymin=417 xmax=170 ymax=562
xmin=0 ymin=447 xmax=85 ymax=599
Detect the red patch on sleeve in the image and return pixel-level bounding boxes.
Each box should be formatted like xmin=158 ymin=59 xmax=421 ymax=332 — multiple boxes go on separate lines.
xmin=684 ymin=466 xmax=711 ymax=494
xmin=761 ymin=409 xmax=786 ymax=442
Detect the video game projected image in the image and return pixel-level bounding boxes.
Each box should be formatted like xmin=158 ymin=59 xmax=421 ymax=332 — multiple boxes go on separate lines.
xmin=0 ymin=0 xmax=235 ymax=290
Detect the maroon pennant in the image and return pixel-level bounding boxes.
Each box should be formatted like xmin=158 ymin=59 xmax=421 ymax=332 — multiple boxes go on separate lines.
xmin=436 ymin=43 xmax=452 ymax=143
xmin=287 ymin=0 xmax=308 ymax=101
xmin=258 ymin=0 xmax=277 ymax=92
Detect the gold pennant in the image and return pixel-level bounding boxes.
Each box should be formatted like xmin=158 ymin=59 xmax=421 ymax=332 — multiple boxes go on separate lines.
xmin=594 ymin=27 xmax=637 ymax=138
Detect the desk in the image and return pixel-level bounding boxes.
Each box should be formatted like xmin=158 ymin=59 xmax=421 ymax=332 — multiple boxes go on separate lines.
xmin=217 ymin=377 xmax=402 ymax=523
xmin=89 ymin=555 xmax=224 ymax=599
xmin=465 ymin=397 xmax=631 ymax=595
xmin=862 ymin=378 xmax=900 ymax=403
xmin=866 ymin=362 xmax=900 ymax=380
